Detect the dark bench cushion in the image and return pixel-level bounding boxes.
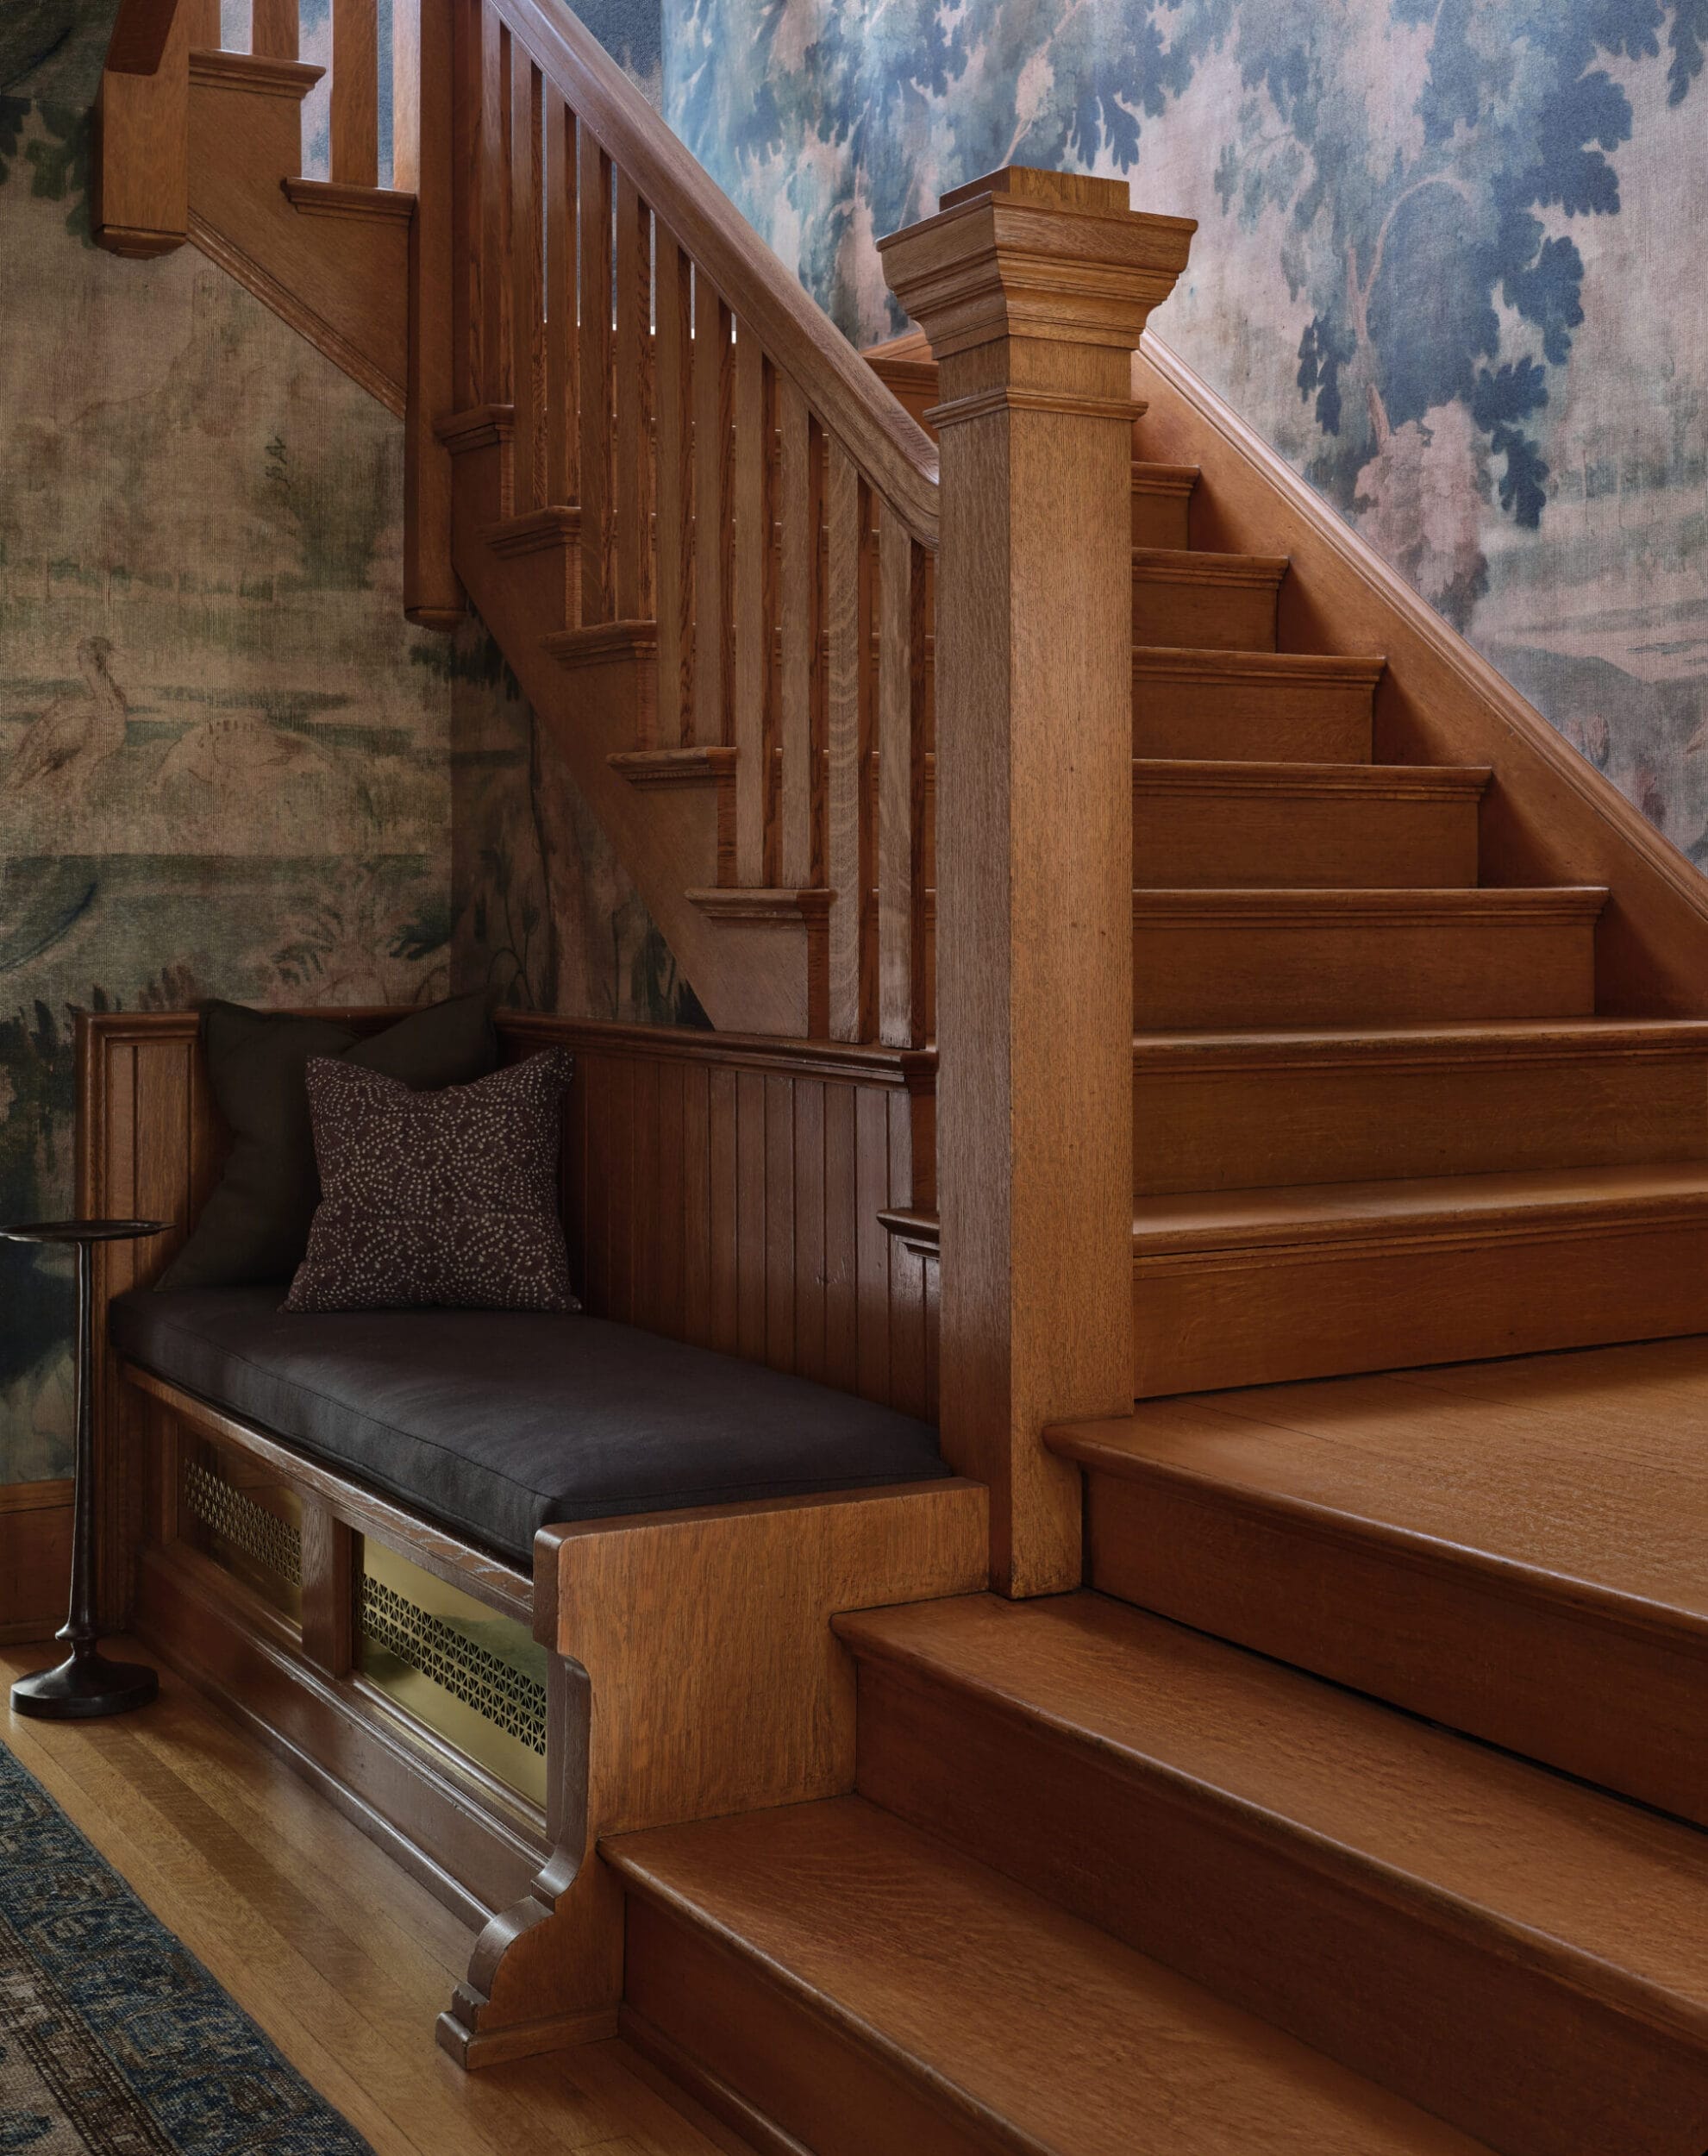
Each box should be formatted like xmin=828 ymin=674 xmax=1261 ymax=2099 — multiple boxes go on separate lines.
xmin=110 ymin=1288 xmax=948 ymax=1565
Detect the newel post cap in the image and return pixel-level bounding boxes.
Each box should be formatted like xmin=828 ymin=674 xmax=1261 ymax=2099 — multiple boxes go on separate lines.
xmin=877 ymin=165 xmax=1197 ymax=363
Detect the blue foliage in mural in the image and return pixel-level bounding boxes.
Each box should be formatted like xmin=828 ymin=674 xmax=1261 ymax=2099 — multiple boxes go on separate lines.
xmin=667 ymin=0 xmax=1702 ymax=595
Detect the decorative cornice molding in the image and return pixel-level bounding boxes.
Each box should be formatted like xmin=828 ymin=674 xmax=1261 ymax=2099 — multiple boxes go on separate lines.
xmin=925 ymin=385 xmax=1146 ymax=429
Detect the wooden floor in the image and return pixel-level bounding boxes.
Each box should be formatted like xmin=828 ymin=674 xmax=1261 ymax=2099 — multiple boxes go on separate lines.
xmin=0 ymin=1639 xmax=742 ymax=2156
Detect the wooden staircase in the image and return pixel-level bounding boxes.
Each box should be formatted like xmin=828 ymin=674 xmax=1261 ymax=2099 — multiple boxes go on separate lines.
xmin=600 ymin=1350 xmax=1708 ymax=2154
xmin=91 ymin=5 xmax=1708 ymax=2150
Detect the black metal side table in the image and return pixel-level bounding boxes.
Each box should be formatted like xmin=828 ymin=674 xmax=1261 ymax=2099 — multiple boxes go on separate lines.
xmin=3 ymin=1219 xmax=167 ymax=1719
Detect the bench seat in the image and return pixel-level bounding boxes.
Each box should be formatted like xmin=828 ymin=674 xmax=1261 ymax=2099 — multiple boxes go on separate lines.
xmin=111 ymin=1288 xmax=948 ymax=1566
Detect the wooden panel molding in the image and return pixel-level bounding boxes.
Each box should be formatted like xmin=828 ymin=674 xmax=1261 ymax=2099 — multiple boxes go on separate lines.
xmin=501 ymin=1017 xmax=938 ymax=1424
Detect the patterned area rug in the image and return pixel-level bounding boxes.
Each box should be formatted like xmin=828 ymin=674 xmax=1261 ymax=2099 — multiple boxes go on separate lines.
xmin=0 ymin=1733 xmax=370 ymax=2153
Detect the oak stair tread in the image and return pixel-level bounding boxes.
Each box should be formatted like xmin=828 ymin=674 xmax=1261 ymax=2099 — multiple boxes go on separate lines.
xmin=836 ymin=1592 xmax=1708 ymax=2030
xmin=1050 ymin=1332 xmax=1708 ymax=1630
xmin=604 ymin=1795 xmax=1492 ymax=2155
xmin=1133 ymin=1157 xmax=1708 ymax=1251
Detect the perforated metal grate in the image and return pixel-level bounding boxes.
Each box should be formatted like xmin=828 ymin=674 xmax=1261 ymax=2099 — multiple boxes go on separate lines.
xmin=183 ymin=1457 xmax=303 ymax=1585
xmin=360 ymin=1576 xmax=547 ymax=1756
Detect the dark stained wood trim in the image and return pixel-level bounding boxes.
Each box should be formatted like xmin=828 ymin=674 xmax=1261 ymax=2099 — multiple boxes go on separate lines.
xmin=126 ymin=1367 xmax=533 ymax=1620
xmin=136 ymin=1539 xmax=546 ymax=1924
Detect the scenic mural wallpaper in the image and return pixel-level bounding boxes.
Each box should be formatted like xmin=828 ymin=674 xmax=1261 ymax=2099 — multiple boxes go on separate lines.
xmin=667 ymin=0 xmax=1708 ymax=860
xmin=0 ymin=0 xmax=682 ymax=1487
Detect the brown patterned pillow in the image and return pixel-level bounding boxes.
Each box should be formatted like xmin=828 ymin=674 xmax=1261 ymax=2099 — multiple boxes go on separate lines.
xmin=283 ymin=1051 xmax=578 ymax=1313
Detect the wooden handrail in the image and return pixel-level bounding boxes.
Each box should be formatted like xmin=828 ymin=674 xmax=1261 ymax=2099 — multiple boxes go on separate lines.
xmin=483 ymin=0 xmax=941 ymax=546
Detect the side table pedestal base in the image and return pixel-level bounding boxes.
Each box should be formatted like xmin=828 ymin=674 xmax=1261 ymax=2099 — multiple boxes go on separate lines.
xmin=10 ymin=1647 xmax=160 ymax=1720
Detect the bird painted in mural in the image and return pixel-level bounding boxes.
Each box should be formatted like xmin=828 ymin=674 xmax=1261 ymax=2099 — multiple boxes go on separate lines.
xmin=11 ymin=636 xmax=129 ymax=791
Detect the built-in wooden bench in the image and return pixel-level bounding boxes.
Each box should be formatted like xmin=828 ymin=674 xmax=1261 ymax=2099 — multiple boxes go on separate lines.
xmin=78 ymin=1008 xmax=987 ymax=2065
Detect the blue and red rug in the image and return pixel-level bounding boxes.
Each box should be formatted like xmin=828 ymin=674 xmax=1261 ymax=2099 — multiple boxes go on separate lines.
xmin=0 ymin=1733 xmax=369 ymax=2153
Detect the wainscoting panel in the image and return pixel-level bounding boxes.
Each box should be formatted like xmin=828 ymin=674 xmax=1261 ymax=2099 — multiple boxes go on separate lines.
xmin=503 ymin=1018 xmax=936 ymax=1424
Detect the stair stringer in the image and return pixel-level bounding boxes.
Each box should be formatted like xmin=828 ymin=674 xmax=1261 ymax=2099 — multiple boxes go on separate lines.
xmin=446 ymin=425 xmax=823 ymax=1037
xmin=186 ymin=53 xmax=410 ymax=414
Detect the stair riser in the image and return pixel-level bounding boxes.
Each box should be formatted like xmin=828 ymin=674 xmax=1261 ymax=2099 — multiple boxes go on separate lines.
xmin=1133 ymin=918 xmax=1595 ymax=1027
xmin=622 ymin=1896 xmax=1001 ymax=2156
xmin=1088 ymin=1469 xmax=1708 ymax=1832
xmin=481 ymin=534 xmax=582 ymax=636
xmin=925 ymin=782 xmax=1479 ymax=892
xmin=1132 ymin=573 xmax=1279 ymax=652
xmin=1133 ymin=1212 xmax=1708 ymax=1394
xmin=1133 ymin=671 xmax=1374 ymax=762
xmin=1132 ymin=486 xmax=1192 ymax=550
xmin=1136 ymin=1050 xmax=1708 ymax=1194
xmin=1134 ymin=791 xmax=1479 ymax=889
xmin=853 ymin=1659 xmax=1708 ymax=2156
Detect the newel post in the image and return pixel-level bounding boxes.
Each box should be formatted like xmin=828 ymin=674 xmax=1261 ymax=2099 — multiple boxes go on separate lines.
xmin=879 ymin=168 xmax=1194 ymax=1595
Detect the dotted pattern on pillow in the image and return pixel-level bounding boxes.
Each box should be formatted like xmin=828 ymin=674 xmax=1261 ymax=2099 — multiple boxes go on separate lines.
xmin=284 ymin=1050 xmax=579 ymax=1313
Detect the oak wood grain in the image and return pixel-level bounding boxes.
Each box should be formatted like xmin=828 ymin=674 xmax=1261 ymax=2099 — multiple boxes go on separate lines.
xmin=842 ymin=1590 xmax=1708 ymax=2156
xmin=1055 ymin=1338 xmax=1708 ymax=1818
xmin=607 ymin=1796 xmax=1487 ymax=2156
xmin=329 ymin=0 xmax=379 ymax=185
xmin=880 ymin=169 xmax=1191 ymax=1592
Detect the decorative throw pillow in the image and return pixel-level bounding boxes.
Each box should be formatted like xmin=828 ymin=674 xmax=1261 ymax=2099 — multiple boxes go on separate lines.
xmin=283 ymin=1050 xmax=577 ymax=1313
xmin=157 ymin=993 xmax=499 ymax=1293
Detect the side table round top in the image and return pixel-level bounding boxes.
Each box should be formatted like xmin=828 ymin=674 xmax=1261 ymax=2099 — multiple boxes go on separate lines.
xmin=0 ymin=1219 xmax=169 ymax=1245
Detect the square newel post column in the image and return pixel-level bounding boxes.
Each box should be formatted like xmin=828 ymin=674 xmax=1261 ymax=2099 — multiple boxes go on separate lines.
xmin=879 ymin=167 xmax=1194 ymax=1595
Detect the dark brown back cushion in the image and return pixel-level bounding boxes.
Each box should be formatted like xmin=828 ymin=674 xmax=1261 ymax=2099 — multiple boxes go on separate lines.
xmin=284 ymin=1050 xmax=576 ymax=1313
xmin=157 ymin=994 xmax=498 ymax=1293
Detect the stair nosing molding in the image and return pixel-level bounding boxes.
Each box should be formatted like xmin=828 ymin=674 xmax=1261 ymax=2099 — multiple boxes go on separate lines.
xmin=1131 ymin=462 xmax=1199 ymax=496
xmin=843 ymin=1625 xmax=1708 ymax=2053
xmin=824 ymin=1025 xmax=1708 ymax=1086
xmin=541 ymin=619 xmax=658 ymax=668
xmin=189 ymin=48 xmax=324 ymax=97
xmin=185 ymin=211 xmax=404 ymax=417
xmin=479 ymin=505 xmax=582 ymax=555
xmin=1133 ymin=886 xmax=1608 ymax=927
xmin=1130 ymin=646 xmax=1387 ymax=683
xmin=1132 ymin=760 xmax=1491 ymax=803
xmin=282 ymin=177 xmax=416 ymax=224
xmin=1050 ymin=1433 xmax=1708 ymax=1660
xmin=435 ymin=402 xmax=516 ymax=451
xmin=605 ymin=1852 xmax=1051 ymax=2156
xmin=687 ymin=887 xmax=835 ymax=924
xmin=1133 ymin=1194 xmax=1708 ymax=1269
xmin=1135 ymin=1023 xmax=1708 ymax=1075
xmin=1130 ymin=547 xmax=1289 ymax=589
xmin=608 ymin=746 xmax=736 ymax=787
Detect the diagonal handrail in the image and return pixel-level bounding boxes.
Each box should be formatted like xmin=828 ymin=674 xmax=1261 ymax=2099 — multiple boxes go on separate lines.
xmin=486 ymin=0 xmax=941 ymax=543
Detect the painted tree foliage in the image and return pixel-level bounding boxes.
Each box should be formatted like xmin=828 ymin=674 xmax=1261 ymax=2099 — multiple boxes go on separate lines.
xmin=666 ymin=0 xmax=1705 ymax=620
